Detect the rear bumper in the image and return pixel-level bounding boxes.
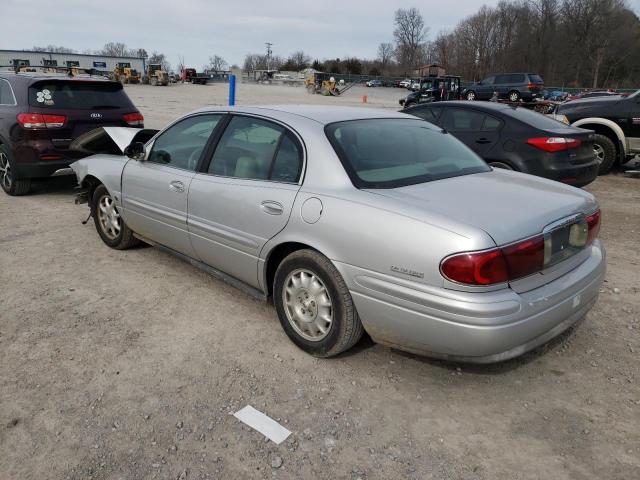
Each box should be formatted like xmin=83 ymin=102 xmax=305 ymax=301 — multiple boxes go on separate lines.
xmin=11 ymin=143 xmax=80 ymax=179
xmin=336 ymin=241 xmax=605 ymax=363
xmin=513 ymin=152 xmax=600 ymax=187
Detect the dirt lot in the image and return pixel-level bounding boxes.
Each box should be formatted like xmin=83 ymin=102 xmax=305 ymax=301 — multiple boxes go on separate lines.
xmin=1 ymin=83 xmax=639 ymax=480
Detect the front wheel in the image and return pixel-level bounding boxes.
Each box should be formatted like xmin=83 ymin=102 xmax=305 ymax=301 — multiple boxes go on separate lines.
xmin=91 ymin=184 xmax=139 ymax=249
xmin=465 ymin=90 xmax=476 ymax=101
xmin=274 ymin=249 xmax=364 ymax=357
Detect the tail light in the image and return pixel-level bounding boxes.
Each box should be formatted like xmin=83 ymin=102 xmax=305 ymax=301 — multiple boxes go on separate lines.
xmin=527 ymin=137 xmax=581 ymax=152
xmin=586 ymin=209 xmax=601 ymax=245
xmin=527 ymin=83 xmax=543 ymax=90
xmin=441 ymin=211 xmax=601 ymax=286
xmin=17 ymin=113 xmax=66 ymax=129
xmin=123 ymin=112 xmax=144 ymax=126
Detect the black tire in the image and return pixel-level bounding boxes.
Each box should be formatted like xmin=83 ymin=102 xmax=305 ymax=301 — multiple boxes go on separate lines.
xmin=465 ymin=90 xmax=476 ymax=101
xmin=91 ymin=184 xmax=139 ymax=249
xmin=273 ymin=249 xmax=364 ymax=357
xmin=592 ymin=134 xmax=616 ymax=175
xmin=508 ymin=90 xmax=520 ymax=102
xmin=0 ymin=145 xmax=31 ymax=196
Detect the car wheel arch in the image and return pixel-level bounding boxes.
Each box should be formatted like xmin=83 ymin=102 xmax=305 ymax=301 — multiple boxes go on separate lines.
xmin=80 ymin=175 xmax=104 ymax=207
xmin=571 ymin=118 xmax=626 ymax=159
xmin=263 ymin=241 xmax=331 ymax=298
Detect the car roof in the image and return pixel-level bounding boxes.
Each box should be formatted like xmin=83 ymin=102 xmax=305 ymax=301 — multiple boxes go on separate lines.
xmin=411 ymin=101 xmax=518 ymax=112
xmin=193 ymin=105 xmax=412 ymax=125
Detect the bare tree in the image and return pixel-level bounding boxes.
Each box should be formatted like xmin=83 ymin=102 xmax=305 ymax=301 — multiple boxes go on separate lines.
xmin=377 ymin=42 xmax=394 ymax=72
xmin=208 ymin=55 xmax=228 ymax=71
xmin=393 ymin=7 xmax=429 ymax=68
xmin=98 ymin=42 xmax=130 ymax=57
xmin=287 ymin=51 xmax=311 ymax=70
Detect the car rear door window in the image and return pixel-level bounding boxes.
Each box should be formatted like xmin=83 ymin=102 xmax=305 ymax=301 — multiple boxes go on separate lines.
xmin=208 ymin=116 xmax=303 ymax=183
xmin=28 ymin=80 xmax=134 ymax=109
xmin=441 ymin=108 xmax=487 ymax=132
xmin=494 ymin=75 xmax=511 ymax=84
xmin=482 ymin=115 xmax=502 ymax=131
xmin=509 ymin=74 xmax=525 ymax=83
xmin=147 ymin=114 xmax=223 ymax=171
xmin=0 ymin=79 xmax=16 ymax=105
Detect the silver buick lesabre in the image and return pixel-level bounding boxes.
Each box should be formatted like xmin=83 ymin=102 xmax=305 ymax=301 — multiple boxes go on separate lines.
xmin=71 ymin=105 xmax=606 ymax=363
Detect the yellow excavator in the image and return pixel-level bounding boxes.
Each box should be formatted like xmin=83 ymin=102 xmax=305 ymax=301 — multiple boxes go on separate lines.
xmin=114 ymin=62 xmax=140 ymax=84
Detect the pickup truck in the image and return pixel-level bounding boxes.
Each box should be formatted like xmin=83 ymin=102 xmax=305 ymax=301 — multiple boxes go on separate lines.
xmin=555 ymin=90 xmax=640 ymax=174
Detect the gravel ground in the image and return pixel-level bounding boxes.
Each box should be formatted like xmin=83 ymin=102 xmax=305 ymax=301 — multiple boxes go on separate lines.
xmin=1 ymin=83 xmax=639 ymax=480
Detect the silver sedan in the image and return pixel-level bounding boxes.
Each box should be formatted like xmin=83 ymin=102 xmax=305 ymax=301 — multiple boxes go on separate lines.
xmin=70 ymin=105 xmax=606 ymax=363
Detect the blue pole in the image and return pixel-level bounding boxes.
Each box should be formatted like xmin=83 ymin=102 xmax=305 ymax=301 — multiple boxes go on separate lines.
xmin=229 ymin=74 xmax=236 ymax=106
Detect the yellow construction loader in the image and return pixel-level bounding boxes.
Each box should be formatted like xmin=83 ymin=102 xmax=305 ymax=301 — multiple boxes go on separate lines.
xmin=114 ymin=62 xmax=140 ymax=84
xmin=305 ymin=73 xmax=354 ymax=96
xmin=142 ymin=64 xmax=169 ymax=86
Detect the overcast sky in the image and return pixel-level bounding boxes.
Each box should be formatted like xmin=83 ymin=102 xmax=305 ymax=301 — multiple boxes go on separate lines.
xmin=2 ymin=0 xmax=639 ymax=69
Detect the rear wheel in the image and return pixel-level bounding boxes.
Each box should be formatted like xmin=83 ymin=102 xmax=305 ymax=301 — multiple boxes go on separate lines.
xmin=508 ymin=90 xmax=520 ymax=102
xmin=274 ymin=249 xmax=364 ymax=357
xmin=465 ymin=90 xmax=476 ymax=101
xmin=92 ymin=184 xmax=139 ymax=249
xmin=0 ymin=145 xmax=30 ymax=196
xmin=592 ymin=134 xmax=616 ymax=175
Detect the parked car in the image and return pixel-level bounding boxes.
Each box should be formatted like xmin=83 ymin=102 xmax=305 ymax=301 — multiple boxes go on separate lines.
xmin=543 ymin=89 xmax=569 ymax=102
xmin=366 ymin=79 xmax=383 ymax=87
xmin=463 ymin=73 xmax=544 ymax=102
xmin=554 ymin=89 xmax=640 ymax=174
xmin=0 ymin=71 xmax=143 ymax=195
xmin=410 ymin=81 xmax=421 ymax=91
xmin=403 ymin=101 xmax=599 ymax=187
xmin=399 ymin=79 xmax=412 ymax=88
xmin=70 ymin=105 xmax=605 ymax=363
xmin=566 ymin=90 xmax=620 ymax=101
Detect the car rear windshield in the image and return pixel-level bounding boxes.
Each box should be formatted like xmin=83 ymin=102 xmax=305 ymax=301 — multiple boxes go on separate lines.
xmin=528 ymin=74 xmax=544 ymax=84
xmin=507 ymin=106 xmax=570 ymax=130
xmin=28 ymin=80 xmax=134 ymax=109
xmin=326 ymin=119 xmax=490 ymax=189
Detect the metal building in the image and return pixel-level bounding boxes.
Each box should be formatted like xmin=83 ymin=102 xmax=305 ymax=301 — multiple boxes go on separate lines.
xmin=0 ymin=49 xmax=145 ymax=74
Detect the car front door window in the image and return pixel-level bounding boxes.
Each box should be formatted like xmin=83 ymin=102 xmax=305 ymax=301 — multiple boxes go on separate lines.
xmin=148 ymin=114 xmax=223 ymax=171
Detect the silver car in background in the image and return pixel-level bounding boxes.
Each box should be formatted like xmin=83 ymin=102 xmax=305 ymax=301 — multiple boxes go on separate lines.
xmin=71 ymin=105 xmax=606 ymax=363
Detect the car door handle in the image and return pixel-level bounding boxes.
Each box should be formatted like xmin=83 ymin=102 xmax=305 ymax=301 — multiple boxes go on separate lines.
xmin=260 ymin=200 xmax=284 ymax=215
xmin=476 ymin=138 xmax=492 ymax=144
xmin=169 ymin=180 xmax=185 ymax=193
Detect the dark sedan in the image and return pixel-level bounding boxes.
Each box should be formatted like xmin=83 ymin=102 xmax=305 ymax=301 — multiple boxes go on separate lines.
xmin=403 ymin=101 xmax=599 ymax=187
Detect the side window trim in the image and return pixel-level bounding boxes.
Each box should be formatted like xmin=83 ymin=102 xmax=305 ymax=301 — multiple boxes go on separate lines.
xmin=0 ymin=79 xmax=17 ymax=106
xmin=199 ymin=113 xmax=306 ymax=185
xmin=146 ymin=113 xmax=225 ymax=172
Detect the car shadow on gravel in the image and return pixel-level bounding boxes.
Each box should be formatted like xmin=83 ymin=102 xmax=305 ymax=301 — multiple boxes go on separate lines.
xmin=28 ymin=176 xmax=78 ymax=195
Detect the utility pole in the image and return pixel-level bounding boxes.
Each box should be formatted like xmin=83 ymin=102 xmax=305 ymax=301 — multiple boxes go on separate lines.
xmin=265 ymin=42 xmax=273 ymax=70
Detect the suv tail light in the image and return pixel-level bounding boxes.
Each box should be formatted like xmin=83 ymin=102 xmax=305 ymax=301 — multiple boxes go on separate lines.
xmin=123 ymin=112 xmax=144 ymax=126
xmin=441 ymin=210 xmax=601 ymax=286
xmin=527 ymin=83 xmax=543 ymax=90
xmin=527 ymin=137 xmax=581 ymax=152
xmin=17 ymin=113 xmax=66 ymax=129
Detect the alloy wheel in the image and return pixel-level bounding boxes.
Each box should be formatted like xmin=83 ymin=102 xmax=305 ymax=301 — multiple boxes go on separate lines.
xmin=282 ymin=269 xmax=333 ymax=341
xmin=593 ymin=144 xmax=605 ymax=164
xmin=0 ymin=152 xmax=12 ymax=191
xmin=97 ymin=194 xmax=122 ymax=240
xmin=509 ymin=92 xmax=520 ymax=102
xmin=466 ymin=91 xmax=476 ymax=101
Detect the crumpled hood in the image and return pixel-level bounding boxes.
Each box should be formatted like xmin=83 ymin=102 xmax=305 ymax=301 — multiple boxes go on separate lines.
xmin=365 ymin=170 xmax=598 ymax=245
xmin=69 ymin=127 xmax=158 ymax=155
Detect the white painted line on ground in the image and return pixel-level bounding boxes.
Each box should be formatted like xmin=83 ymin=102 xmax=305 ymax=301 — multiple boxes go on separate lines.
xmin=233 ymin=405 xmax=291 ymax=444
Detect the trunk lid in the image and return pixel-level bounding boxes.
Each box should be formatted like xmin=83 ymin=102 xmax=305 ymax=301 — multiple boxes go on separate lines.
xmin=365 ymin=169 xmax=597 ymax=246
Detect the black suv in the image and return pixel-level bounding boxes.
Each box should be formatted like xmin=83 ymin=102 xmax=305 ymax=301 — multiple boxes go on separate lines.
xmin=0 ymin=71 xmax=143 ymax=195
xmin=463 ymin=73 xmax=544 ymax=102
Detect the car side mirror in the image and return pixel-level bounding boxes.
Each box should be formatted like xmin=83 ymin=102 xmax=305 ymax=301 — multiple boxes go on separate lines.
xmin=124 ymin=141 xmax=146 ymax=160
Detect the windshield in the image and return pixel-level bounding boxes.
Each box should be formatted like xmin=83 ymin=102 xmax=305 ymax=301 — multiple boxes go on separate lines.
xmin=29 ymin=80 xmax=134 ymax=109
xmin=326 ymin=119 xmax=490 ymax=189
